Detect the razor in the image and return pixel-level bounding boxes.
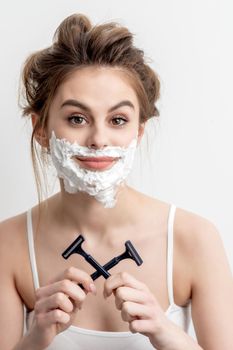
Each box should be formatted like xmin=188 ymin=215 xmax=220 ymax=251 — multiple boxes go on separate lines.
xmin=62 ymin=234 xmax=143 ymax=284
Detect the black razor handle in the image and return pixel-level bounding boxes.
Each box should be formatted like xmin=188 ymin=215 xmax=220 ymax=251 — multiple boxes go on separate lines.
xmin=91 ymin=257 xmax=119 ymax=281
xmin=62 ymin=235 xmax=110 ymax=280
xmin=125 ymin=240 xmax=143 ymax=266
xmin=84 ymin=254 xmax=111 ymax=279
xmin=91 ymin=240 xmax=143 ymax=281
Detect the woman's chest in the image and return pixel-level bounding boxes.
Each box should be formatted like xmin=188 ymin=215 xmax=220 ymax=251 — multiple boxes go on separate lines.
xmin=23 ymin=228 xmax=170 ymax=329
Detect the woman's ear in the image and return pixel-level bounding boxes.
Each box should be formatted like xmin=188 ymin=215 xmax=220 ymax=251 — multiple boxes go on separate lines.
xmin=31 ymin=114 xmax=49 ymax=148
xmin=137 ymin=122 xmax=145 ymax=144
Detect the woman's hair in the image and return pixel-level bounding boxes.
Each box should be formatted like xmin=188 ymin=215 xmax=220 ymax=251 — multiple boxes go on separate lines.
xmin=20 ymin=13 xmax=161 ymax=202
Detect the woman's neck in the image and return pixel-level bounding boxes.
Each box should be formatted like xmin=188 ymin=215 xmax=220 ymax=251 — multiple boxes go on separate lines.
xmin=49 ymin=185 xmax=138 ymax=245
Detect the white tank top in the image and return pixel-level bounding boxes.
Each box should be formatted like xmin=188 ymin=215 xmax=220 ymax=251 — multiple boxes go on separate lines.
xmin=25 ymin=204 xmax=191 ymax=349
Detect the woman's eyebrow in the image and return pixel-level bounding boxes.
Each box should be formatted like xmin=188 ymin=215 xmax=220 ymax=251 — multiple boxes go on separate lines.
xmin=60 ymin=99 xmax=135 ymax=112
xmin=108 ymin=100 xmax=135 ymax=112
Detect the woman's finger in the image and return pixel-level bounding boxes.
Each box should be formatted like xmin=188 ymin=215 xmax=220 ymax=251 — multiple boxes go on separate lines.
xmin=36 ymin=309 xmax=71 ymax=329
xmin=36 ymin=279 xmax=87 ymax=305
xmin=36 ymin=267 xmax=97 ymax=300
xmin=121 ymin=301 xmax=152 ymax=322
xmin=34 ymin=292 xmax=74 ymax=314
xmin=129 ymin=318 xmax=156 ymax=335
xmin=104 ymin=272 xmax=148 ymax=298
xmin=114 ymin=286 xmax=149 ymax=310
xmin=54 ymin=266 xmax=96 ymax=293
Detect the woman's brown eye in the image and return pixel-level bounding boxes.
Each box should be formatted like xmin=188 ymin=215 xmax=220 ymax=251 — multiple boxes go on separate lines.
xmin=68 ymin=116 xmax=86 ymax=125
xmin=112 ymin=117 xmax=127 ymax=126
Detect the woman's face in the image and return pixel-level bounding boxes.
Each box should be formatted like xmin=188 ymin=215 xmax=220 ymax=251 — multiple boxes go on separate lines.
xmin=47 ymin=66 xmax=144 ymax=148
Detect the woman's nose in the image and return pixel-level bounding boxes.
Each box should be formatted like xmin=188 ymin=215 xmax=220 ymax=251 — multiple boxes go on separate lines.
xmin=86 ymin=125 xmax=109 ymax=149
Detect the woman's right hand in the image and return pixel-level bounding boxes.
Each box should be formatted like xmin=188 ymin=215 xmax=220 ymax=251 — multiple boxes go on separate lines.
xmin=27 ymin=267 xmax=96 ymax=349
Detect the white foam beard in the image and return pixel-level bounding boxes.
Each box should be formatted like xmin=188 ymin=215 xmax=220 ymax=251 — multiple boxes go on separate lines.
xmin=49 ymin=131 xmax=137 ymax=208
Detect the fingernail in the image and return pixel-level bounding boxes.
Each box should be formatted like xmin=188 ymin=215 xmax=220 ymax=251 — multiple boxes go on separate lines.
xmin=89 ymin=283 xmax=97 ymax=295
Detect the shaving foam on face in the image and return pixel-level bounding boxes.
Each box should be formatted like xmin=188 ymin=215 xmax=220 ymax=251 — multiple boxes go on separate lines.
xmin=49 ymin=131 xmax=137 ymax=208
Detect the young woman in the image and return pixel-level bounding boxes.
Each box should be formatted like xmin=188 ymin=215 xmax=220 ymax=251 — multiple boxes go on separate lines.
xmin=0 ymin=13 xmax=232 ymax=350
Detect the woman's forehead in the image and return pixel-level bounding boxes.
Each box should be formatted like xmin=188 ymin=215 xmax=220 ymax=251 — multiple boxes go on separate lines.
xmin=53 ymin=66 xmax=140 ymax=109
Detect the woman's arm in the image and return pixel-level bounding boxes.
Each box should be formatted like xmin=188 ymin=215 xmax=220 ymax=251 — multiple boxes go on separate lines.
xmin=0 ymin=220 xmax=28 ymax=350
xmin=184 ymin=214 xmax=233 ymax=349
xmin=0 ymin=219 xmax=44 ymax=350
xmin=0 ymin=218 xmax=97 ymax=350
xmin=103 ymin=270 xmax=203 ymax=350
xmin=103 ymin=210 xmax=233 ymax=350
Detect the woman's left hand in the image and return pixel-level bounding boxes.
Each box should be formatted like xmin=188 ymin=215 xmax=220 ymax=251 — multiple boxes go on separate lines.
xmin=103 ymin=272 xmax=199 ymax=350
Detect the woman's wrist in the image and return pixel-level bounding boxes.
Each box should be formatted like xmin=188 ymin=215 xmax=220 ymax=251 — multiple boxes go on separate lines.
xmin=149 ymin=318 xmax=203 ymax=350
xmin=12 ymin=332 xmax=45 ymax=350
xmin=178 ymin=335 xmax=203 ymax=350
xmin=156 ymin=333 xmax=203 ymax=350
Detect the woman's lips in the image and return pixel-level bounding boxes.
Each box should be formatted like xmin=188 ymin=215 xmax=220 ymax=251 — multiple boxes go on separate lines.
xmin=75 ymin=156 xmax=119 ymax=170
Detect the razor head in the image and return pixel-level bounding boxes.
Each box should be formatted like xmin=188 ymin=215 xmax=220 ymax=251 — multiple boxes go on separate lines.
xmin=62 ymin=234 xmax=85 ymax=259
xmin=125 ymin=241 xmax=143 ymax=266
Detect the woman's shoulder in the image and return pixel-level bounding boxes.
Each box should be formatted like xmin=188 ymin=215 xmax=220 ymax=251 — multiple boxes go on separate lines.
xmin=141 ymin=190 xmax=219 ymax=240
xmin=173 ymin=205 xmax=220 ymax=255
xmin=0 ymin=210 xmax=38 ymax=309
xmin=132 ymin=188 xmax=218 ymax=232
xmin=0 ymin=211 xmax=27 ymax=241
xmin=134 ymin=189 xmax=218 ymax=227
xmin=0 ymin=198 xmax=50 ymax=242
xmin=0 ymin=211 xmax=28 ymax=266
xmin=136 ymin=190 xmax=221 ymax=251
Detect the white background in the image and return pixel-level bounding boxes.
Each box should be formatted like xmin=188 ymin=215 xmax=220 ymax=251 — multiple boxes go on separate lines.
xmin=0 ymin=0 xmax=232 ymax=339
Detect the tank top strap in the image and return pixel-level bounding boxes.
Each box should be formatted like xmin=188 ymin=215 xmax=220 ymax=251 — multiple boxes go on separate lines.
xmin=26 ymin=209 xmax=40 ymax=290
xmin=167 ymin=204 xmax=176 ymax=306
